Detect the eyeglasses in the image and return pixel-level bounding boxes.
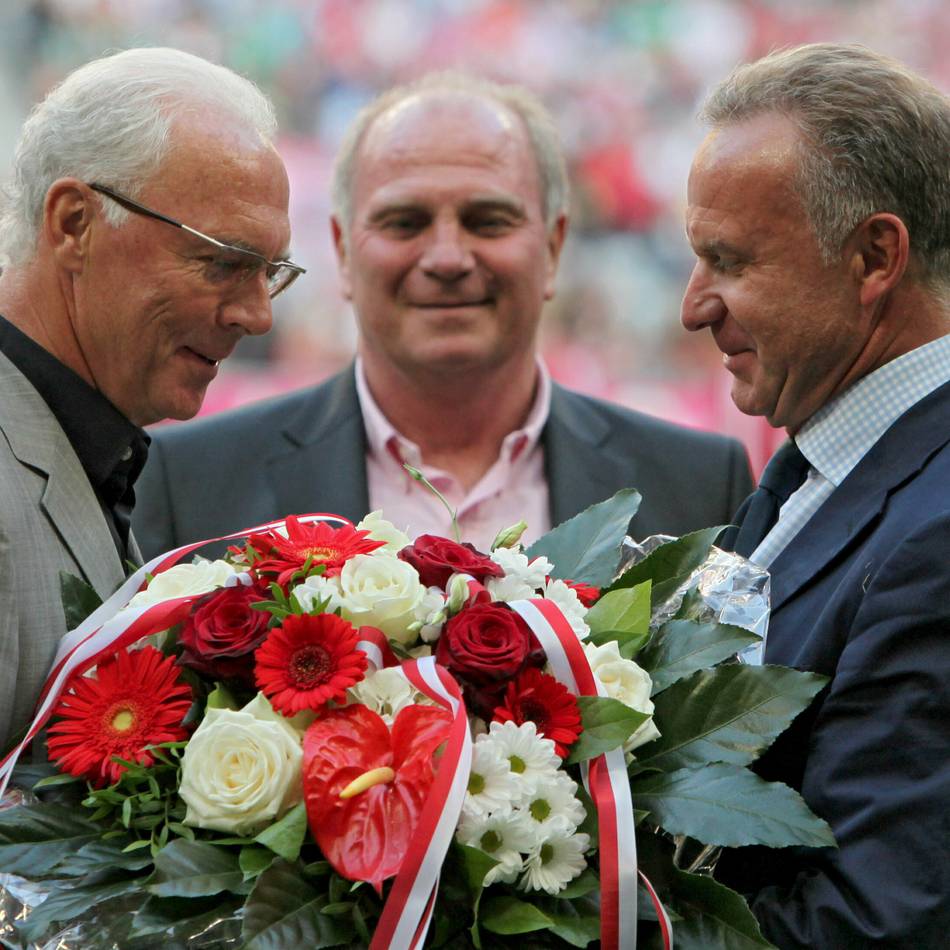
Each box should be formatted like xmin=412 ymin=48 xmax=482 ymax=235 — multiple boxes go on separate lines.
xmin=88 ymin=182 xmax=306 ymax=298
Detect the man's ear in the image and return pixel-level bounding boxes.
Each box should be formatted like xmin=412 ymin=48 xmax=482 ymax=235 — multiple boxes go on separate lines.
xmin=43 ymin=179 xmax=95 ymax=274
xmin=850 ymin=212 xmax=910 ymax=309
xmin=330 ymin=215 xmax=352 ymax=300
xmin=543 ymin=212 xmax=568 ymax=301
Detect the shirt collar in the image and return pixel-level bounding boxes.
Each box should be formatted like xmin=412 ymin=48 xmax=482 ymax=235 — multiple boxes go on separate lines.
xmin=796 ymin=333 xmax=950 ymax=486
xmin=0 ymin=314 xmax=149 ymax=492
xmin=355 ymin=355 xmax=552 ymax=470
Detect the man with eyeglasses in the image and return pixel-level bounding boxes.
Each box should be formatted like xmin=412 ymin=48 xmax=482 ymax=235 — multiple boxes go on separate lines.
xmin=133 ymin=72 xmax=752 ymax=560
xmin=0 ymin=47 xmax=301 ymax=751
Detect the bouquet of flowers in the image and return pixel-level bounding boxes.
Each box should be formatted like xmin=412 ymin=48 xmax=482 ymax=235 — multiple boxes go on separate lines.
xmin=0 ymin=491 xmax=833 ymax=949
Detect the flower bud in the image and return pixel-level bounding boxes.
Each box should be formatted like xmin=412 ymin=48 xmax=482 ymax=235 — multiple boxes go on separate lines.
xmin=491 ymin=520 xmax=528 ymax=551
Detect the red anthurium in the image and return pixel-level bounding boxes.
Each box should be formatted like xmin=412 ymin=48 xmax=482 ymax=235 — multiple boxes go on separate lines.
xmin=302 ymin=703 xmax=452 ymax=888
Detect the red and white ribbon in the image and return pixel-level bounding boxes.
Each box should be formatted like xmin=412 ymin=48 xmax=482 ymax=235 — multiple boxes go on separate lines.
xmin=369 ymin=657 xmax=472 ymax=950
xmin=0 ymin=514 xmax=350 ymax=796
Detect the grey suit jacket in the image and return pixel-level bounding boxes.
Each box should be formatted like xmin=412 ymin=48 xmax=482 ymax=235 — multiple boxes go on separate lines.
xmin=133 ymin=367 xmax=753 ymax=560
xmin=0 ymin=351 xmax=127 ymax=751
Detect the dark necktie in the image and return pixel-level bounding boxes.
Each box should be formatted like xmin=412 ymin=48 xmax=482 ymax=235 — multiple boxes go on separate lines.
xmin=719 ymin=440 xmax=811 ymax=558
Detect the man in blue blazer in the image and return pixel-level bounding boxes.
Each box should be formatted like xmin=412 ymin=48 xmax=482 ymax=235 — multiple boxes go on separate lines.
xmin=681 ymin=44 xmax=950 ymax=948
xmin=134 ymin=73 xmax=753 ymax=558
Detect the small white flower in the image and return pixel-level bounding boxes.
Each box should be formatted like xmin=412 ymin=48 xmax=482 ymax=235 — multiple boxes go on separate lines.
xmin=416 ymin=587 xmax=447 ymax=643
xmin=482 ymin=721 xmax=561 ymax=796
xmin=542 ymin=578 xmax=590 ymax=640
xmin=128 ymin=558 xmax=236 ymax=608
xmin=346 ymin=667 xmax=430 ymax=725
xmin=486 ymin=548 xmax=552 ymax=602
xmin=292 ymin=572 xmax=343 ymax=613
xmin=519 ymin=826 xmax=590 ymax=895
xmin=463 ymin=740 xmax=521 ymax=815
xmin=356 ymin=510 xmax=411 ymax=554
xmin=457 ymin=811 xmax=537 ymax=884
xmin=519 ymin=770 xmax=586 ymax=834
xmin=584 ymin=640 xmax=661 ymax=752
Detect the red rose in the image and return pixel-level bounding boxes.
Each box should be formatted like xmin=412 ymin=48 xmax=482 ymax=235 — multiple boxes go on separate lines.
xmin=563 ymin=579 xmax=600 ymax=608
xmin=398 ymin=535 xmax=504 ymax=589
xmin=435 ymin=602 xmax=533 ymax=687
xmin=179 ymin=584 xmax=271 ymax=683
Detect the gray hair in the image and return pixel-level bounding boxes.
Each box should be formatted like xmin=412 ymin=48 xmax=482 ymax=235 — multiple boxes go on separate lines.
xmin=701 ymin=43 xmax=950 ymax=291
xmin=331 ymin=71 xmax=569 ymax=235
xmin=0 ymin=47 xmax=277 ymax=265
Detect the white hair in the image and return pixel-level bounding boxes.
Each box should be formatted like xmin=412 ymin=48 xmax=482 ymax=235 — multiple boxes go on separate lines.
xmin=0 ymin=47 xmax=277 ymax=265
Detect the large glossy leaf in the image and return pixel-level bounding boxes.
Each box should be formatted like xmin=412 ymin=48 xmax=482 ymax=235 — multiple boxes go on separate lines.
xmin=480 ymin=895 xmax=554 ymax=935
xmin=60 ymin=569 xmax=103 ymax=629
xmin=545 ymin=900 xmax=601 ymax=947
xmin=526 ymin=489 xmax=641 ymax=587
xmin=661 ymin=870 xmax=774 ymax=950
xmin=609 ymin=527 xmax=724 ymax=608
xmin=638 ymin=619 xmax=760 ymax=693
xmin=567 ymin=696 xmax=648 ymax=764
xmin=56 ymin=837 xmax=154 ymax=877
xmin=17 ymin=877 xmax=145 ymax=942
xmin=632 ymin=665 xmax=827 ymax=773
xmin=147 ymin=839 xmax=244 ymax=897
xmin=254 ymin=801 xmax=307 ymax=862
xmin=242 ymin=860 xmax=353 ymax=949
xmin=585 ymin=583 xmax=652 ymax=657
xmin=0 ymin=803 xmax=100 ymax=875
xmin=129 ymin=894 xmax=244 ymax=941
xmin=631 ymin=763 xmax=835 ymax=848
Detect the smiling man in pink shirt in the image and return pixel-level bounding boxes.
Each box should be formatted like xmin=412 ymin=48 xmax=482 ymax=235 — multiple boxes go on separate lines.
xmin=133 ymin=73 xmax=753 ymax=557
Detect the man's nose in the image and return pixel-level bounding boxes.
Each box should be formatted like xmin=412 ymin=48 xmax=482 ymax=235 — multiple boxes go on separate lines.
xmin=219 ymin=271 xmax=274 ymax=337
xmin=681 ymin=262 xmax=726 ymax=332
xmin=419 ymin=220 xmax=475 ymax=281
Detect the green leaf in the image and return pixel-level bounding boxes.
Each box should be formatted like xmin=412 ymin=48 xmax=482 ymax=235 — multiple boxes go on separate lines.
xmin=661 ymin=868 xmax=774 ymax=949
xmin=638 ymin=619 xmax=761 ymax=693
xmin=60 ymin=569 xmax=103 ymax=630
xmin=0 ymin=803 xmax=100 ymax=875
xmin=480 ymin=895 xmax=554 ymax=935
xmin=206 ymin=682 xmax=240 ymax=710
xmin=631 ymin=763 xmax=836 ymax=848
xmin=242 ymin=860 xmax=353 ymax=949
xmin=546 ymin=901 xmax=602 ymax=947
xmin=59 ymin=837 xmax=154 ymax=875
xmin=527 ymin=489 xmax=642 ymax=587
xmin=17 ymin=877 xmax=145 ymax=942
xmin=147 ymin=839 xmax=244 ymax=897
xmin=241 ymin=844 xmax=277 ymax=880
xmin=567 ymin=695 xmax=649 ymax=764
xmin=585 ymin=583 xmax=652 ymax=657
xmin=456 ymin=842 xmax=499 ymax=893
xmin=253 ymin=801 xmax=307 ymax=862
xmin=609 ymin=527 xmax=724 ymax=609
xmin=632 ymin=665 xmax=828 ymax=773
xmin=556 ymin=867 xmax=600 ymax=900
xmin=32 ymin=772 xmax=82 ymax=789
xmin=130 ymin=894 xmax=244 ymax=941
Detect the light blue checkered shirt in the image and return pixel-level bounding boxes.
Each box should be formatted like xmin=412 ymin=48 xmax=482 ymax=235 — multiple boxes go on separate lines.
xmin=745 ymin=333 xmax=950 ymax=662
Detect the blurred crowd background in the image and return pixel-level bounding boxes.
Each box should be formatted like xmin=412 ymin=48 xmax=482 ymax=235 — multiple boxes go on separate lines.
xmin=1 ymin=0 xmax=947 ymax=473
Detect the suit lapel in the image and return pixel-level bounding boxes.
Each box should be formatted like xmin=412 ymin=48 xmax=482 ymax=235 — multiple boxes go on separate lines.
xmin=769 ymin=380 xmax=950 ymax=613
xmin=267 ymin=368 xmax=370 ymax=525
xmin=544 ymin=383 xmax=639 ymax=525
xmin=0 ymin=351 xmax=124 ymax=595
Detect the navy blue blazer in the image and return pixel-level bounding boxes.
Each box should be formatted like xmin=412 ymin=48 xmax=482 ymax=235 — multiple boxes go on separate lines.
xmin=131 ymin=367 xmax=753 ymax=560
xmin=718 ymin=379 xmax=950 ymax=948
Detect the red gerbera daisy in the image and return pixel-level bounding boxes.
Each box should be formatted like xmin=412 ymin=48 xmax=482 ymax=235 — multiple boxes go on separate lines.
xmin=46 ymin=646 xmax=192 ymax=787
xmin=255 ymin=613 xmax=368 ymax=715
xmin=493 ymin=667 xmax=582 ymax=758
xmin=245 ymin=516 xmax=385 ymax=587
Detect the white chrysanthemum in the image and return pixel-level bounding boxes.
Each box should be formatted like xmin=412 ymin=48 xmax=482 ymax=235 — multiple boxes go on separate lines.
xmin=584 ymin=640 xmax=661 ymax=752
xmin=519 ymin=826 xmax=590 ymax=895
xmin=542 ymin=578 xmax=590 ymax=640
xmin=463 ymin=740 xmax=521 ymax=815
xmin=519 ymin=770 xmax=586 ymax=835
xmin=356 ymin=510 xmax=411 ymax=553
xmin=416 ymin=587 xmax=447 ymax=643
xmin=128 ymin=558 xmax=236 ymax=608
xmin=457 ymin=811 xmax=538 ymax=884
xmin=291 ymin=572 xmax=343 ymax=613
xmin=346 ymin=667 xmax=431 ymax=724
xmin=483 ymin=721 xmax=560 ymax=795
xmin=486 ymin=548 xmax=552 ymax=602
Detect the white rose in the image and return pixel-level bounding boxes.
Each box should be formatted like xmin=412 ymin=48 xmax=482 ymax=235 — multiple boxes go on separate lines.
xmin=416 ymin=586 xmax=447 ymax=643
xmin=128 ymin=559 xmax=236 ymax=608
xmin=347 ymin=667 xmax=431 ymax=724
xmin=336 ymin=552 xmax=425 ymax=645
xmin=178 ymin=695 xmax=302 ymax=835
xmin=356 ymin=510 xmax=412 ymax=553
xmin=583 ymin=641 xmax=660 ymax=752
xmin=292 ymin=572 xmax=344 ymax=612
